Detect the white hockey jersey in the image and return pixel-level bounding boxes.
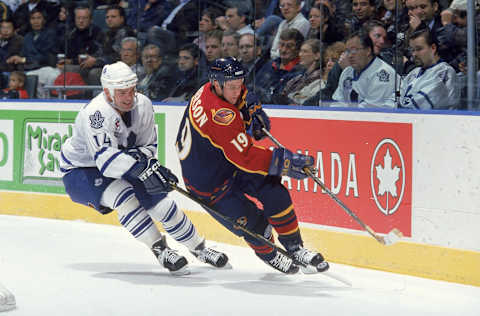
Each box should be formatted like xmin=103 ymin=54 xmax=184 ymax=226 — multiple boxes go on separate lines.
xmin=332 ymin=57 xmax=399 ymax=109
xmin=60 ymin=92 xmax=157 ymax=179
xmin=399 ymin=61 xmax=459 ymax=110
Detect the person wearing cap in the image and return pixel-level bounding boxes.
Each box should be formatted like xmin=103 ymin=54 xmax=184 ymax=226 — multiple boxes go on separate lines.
xmin=60 ymin=61 xmax=229 ymax=275
xmin=175 ymin=57 xmax=330 ymax=275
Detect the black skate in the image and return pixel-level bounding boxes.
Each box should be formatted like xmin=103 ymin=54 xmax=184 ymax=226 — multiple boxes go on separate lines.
xmin=191 ymin=241 xmax=229 ymax=268
xmin=152 ymin=236 xmax=189 ymax=275
xmin=291 ymin=247 xmax=329 ymax=274
xmin=265 ymin=251 xmax=299 ymax=274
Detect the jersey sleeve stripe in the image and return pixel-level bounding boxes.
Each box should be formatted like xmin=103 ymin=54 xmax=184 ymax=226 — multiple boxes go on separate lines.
xmin=99 ymin=150 xmax=123 ymax=174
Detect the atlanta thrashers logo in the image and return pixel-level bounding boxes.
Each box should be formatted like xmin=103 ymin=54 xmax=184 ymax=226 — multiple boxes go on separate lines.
xmin=370 ymin=138 xmax=405 ymax=215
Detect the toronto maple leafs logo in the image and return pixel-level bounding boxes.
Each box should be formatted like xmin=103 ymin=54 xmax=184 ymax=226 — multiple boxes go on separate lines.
xmin=343 ymin=77 xmax=352 ymax=90
xmin=370 ymin=139 xmax=406 ymax=215
xmin=438 ymin=70 xmax=449 ymax=84
xmin=377 ymin=70 xmax=390 ymax=82
xmin=89 ymin=110 xmax=105 ymax=129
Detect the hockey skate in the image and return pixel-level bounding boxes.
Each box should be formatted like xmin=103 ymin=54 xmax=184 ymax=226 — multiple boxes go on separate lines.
xmin=264 ymin=251 xmax=299 ymax=274
xmin=151 ymin=236 xmax=189 ymax=275
xmin=291 ymin=247 xmax=329 ymax=274
xmin=0 ymin=284 xmax=15 ymax=312
xmin=191 ymin=241 xmax=229 ymax=268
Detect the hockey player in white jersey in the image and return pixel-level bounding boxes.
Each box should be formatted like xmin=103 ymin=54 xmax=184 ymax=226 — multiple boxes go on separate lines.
xmin=400 ymin=28 xmax=459 ymax=110
xmin=332 ymin=30 xmax=399 ymax=108
xmin=0 ymin=282 xmax=15 ymax=312
xmin=60 ymin=61 xmax=228 ymax=275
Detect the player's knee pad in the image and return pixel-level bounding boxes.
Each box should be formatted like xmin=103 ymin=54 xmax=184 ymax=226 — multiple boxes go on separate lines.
xmin=148 ymin=197 xmax=202 ymax=250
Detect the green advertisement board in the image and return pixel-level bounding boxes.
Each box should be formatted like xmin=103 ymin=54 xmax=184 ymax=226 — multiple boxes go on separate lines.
xmin=0 ymin=110 xmax=165 ymax=194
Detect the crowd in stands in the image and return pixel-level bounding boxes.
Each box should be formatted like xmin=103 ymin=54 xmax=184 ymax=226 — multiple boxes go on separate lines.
xmin=0 ymin=0 xmax=478 ymax=110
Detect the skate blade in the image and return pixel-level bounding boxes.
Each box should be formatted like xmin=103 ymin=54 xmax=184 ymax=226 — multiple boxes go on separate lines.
xmin=300 ymin=261 xmax=330 ymax=275
xmin=170 ymin=265 xmax=190 ymax=276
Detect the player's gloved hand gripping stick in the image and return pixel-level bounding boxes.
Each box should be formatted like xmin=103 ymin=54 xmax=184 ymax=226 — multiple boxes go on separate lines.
xmin=260 ymin=126 xmax=402 ymax=246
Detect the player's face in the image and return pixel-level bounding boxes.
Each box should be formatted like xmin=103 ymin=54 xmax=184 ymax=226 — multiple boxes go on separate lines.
xmin=346 ymin=36 xmax=372 ymax=71
xmin=409 ymin=36 xmax=435 ymax=68
xmin=217 ymin=79 xmax=244 ymax=105
xmin=369 ymin=26 xmax=387 ymax=55
xmin=111 ymin=86 xmax=136 ymax=113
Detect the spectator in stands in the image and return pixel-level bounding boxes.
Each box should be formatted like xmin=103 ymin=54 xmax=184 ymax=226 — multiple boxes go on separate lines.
xmin=332 ymin=30 xmax=398 ymax=108
xmin=256 ymin=28 xmax=304 ymax=104
xmin=238 ymin=33 xmax=267 ymax=91
xmin=194 ymin=7 xmax=222 ymax=53
xmin=399 ymin=28 xmax=459 ymax=109
xmin=0 ymin=70 xmax=28 ymax=98
xmin=0 ymin=18 xmax=23 ymax=73
xmin=13 ymin=0 xmax=59 ymax=36
xmin=302 ymin=40 xmax=347 ymax=105
xmin=270 ymin=0 xmax=310 ymax=59
xmin=120 ymin=37 xmax=144 ymax=80
xmin=225 ymin=2 xmax=254 ymax=34
xmin=61 ymin=5 xmax=104 ymax=80
xmin=137 ymin=43 xmax=176 ymax=101
xmin=322 ymin=41 xmax=346 ymax=82
xmin=125 ymin=0 xmax=174 ymax=32
xmin=53 ymin=3 xmax=71 ymax=54
xmin=205 ymin=29 xmax=223 ymax=65
xmin=307 ymin=3 xmax=344 ymax=45
xmin=87 ymin=4 xmax=135 ymax=85
xmin=273 ymin=39 xmax=325 ymax=106
xmin=222 ymin=30 xmax=240 ymax=58
xmin=406 ymin=0 xmax=442 ymax=35
xmin=164 ymin=43 xmax=207 ymax=102
xmin=6 ymin=8 xmax=56 ymax=71
xmin=347 ymin=0 xmax=378 ymax=34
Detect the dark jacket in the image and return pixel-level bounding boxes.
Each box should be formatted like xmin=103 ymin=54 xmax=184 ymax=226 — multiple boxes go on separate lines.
xmin=66 ymin=24 xmax=105 ymax=63
xmin=21 ymin=27 xmax=57 ymax=70
xmin=0 ymin=34 xmax=23 ymax=72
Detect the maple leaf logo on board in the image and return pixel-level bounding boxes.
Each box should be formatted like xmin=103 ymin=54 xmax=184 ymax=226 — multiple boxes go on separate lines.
xmin=370 ymin=139 xmax=405 ymax=215
xmin=376 ymin=149 xmax=400 ymax=198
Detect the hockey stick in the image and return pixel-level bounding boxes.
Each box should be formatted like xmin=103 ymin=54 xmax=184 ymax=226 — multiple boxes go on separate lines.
xmin=261 ymin=127 xmax=403 ymax=246
xmin=170 ymin=183 xmax=307 ymax=268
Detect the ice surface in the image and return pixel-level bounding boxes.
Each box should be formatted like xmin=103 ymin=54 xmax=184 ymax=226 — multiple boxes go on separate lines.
xmin=0 ymin=215 xmax=478 ymax=316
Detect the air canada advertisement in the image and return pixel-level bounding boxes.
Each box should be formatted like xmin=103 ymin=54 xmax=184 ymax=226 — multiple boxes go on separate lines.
xmin=258 ymin=118 xmax=412 ymax=237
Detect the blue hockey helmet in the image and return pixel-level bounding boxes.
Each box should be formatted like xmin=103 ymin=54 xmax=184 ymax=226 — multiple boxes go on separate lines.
xmin=209 ymin=57 xmax=245 ymax=86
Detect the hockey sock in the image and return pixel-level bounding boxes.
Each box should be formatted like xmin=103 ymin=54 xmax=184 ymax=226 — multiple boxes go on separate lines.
xmin=148 ymin=197 xmax=203 ymax=250
xmin=268 ymin=205 xmax=303 ymax=253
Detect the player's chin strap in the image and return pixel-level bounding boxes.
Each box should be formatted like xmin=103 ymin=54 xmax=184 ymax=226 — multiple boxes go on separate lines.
xmin=168 ymin=182 xmax=307 ymax=268
xmin=260 ymin=127 xmax=403 ymax=246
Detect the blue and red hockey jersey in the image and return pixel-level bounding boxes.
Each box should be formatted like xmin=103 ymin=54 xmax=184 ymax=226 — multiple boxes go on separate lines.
xmin=175 ymin=83 xmax=273 ymax=203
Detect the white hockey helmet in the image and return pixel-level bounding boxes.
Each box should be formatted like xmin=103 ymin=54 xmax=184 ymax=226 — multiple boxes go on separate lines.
xmin=101 ymin=61 xmax=138 ymax=110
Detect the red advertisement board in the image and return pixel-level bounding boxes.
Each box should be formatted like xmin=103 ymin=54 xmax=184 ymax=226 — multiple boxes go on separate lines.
xmin=258 ymin=117 xmax=412 ymax=237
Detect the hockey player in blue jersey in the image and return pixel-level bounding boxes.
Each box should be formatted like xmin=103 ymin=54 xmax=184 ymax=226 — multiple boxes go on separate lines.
xmin=175 ymin=57 xmax=329 ymax=274
xmin=61 ymin=61 xmax=228 ymax=275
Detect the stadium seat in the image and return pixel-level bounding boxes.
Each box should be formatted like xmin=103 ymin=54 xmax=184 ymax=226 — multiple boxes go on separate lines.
xmin=92 ymin=9 xmax=107 ymax=31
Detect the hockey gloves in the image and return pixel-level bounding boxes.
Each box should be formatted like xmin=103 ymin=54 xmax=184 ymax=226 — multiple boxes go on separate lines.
xmin=124 ymin=157 xmax=178 ymax=194
xmin=268 ymin=148 xmax=314 ymax=180
xmin=240 ymin=91 xmax=271 ymax=140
